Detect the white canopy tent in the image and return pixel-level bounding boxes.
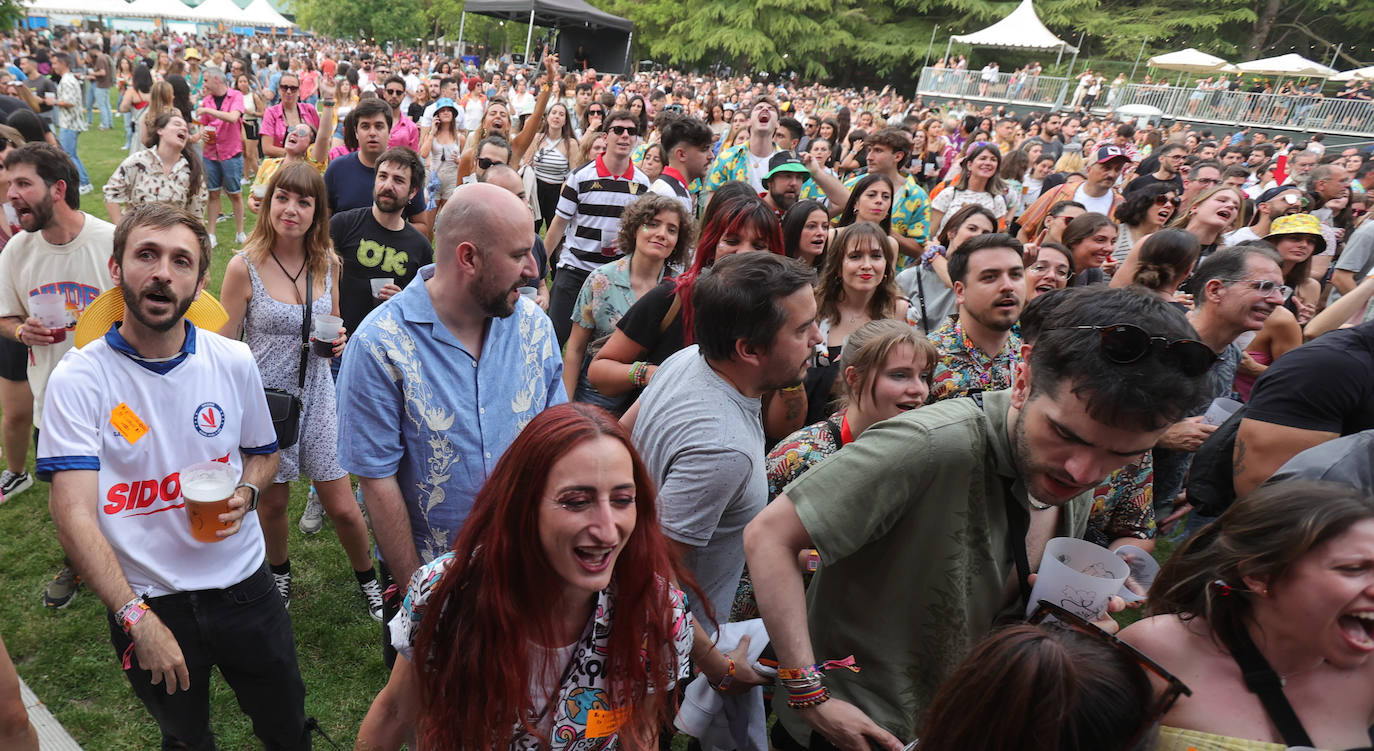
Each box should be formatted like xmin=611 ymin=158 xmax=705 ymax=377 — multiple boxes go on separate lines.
xmin=25 ymin=0 xmax=136 ymax=18
xmin=1233 ymin=53 xmax=1339 ymax=79
xmin=1332 ymin=65 xmax=1374 ymax=83
xmin=1146 ymin=48 xmax=1229 ymax=73
xmin=240 ymin=0 xmax=292 ymax=27
xmin=946 ymin=0 xmax=1077 ymax=56
xmin=187 ymin=0 xmax=248 ymax=24
xmin=121 ymin=0 xmax=201 ymax=20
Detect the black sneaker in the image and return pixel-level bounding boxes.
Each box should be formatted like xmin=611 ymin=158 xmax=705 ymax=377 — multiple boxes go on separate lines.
xmin=273 ymin=570 xmax=291 ymax=609
xmin=43 ymin=566 xmax=81 ymax=609
xmin=0 ymin=470 xmax=33 ymax=500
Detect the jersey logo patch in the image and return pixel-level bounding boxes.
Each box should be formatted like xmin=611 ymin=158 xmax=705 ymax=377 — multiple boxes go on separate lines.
xmin=193 ymin=402 xmax=225 ymax=438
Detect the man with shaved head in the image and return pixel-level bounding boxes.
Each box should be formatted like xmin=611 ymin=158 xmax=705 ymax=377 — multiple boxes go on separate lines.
xmin=337 ymin=181 xmax=567 ymax=667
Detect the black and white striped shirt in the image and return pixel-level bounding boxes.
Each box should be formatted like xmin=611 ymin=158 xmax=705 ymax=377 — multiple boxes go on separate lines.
xmin=553 ymin=155 xmax=652 ymax=273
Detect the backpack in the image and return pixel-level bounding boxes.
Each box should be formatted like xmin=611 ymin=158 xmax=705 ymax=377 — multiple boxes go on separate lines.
xmin=1185 ymin=406 xmax=1247 ymax=518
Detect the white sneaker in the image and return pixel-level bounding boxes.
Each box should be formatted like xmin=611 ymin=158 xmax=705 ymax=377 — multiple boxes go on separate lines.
xmin=208 ymin=235 xmax=218 ymax=249
xmin=299 ymin=487 xmax=323 ymax=535
xmin=0 ymin=470 xmax=34 ymax=500
xmin=78 ymin=184 xmax=93 ymax=195
xmin=360 ymin=578 xmax=384 ymax=621
xmin=235 ymin=231 xmax=248 ymax=244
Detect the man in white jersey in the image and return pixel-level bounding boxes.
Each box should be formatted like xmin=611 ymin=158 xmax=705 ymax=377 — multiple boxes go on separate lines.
xmin=0 ymin=143 xmax=116 ymax=609
xmin=39 ymin=204 xmax=309 ymax=750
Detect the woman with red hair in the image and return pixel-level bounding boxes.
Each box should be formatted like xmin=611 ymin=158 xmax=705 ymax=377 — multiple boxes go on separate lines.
xmin=355 ymin=403 xmax=692 ymax=750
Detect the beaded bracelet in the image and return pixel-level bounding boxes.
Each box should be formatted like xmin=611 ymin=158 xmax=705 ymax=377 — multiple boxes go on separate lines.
xmin=629 ymin=361 xmax=650 ymax=388
xmin=786 ymin=685 xmax=831 ymax=710
xmin=777 ymin=656 xmax=860 ymax=681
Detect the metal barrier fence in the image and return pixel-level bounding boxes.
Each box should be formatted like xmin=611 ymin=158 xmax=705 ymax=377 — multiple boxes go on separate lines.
xmin=916 ymin=67 xmax=1374 ymax=137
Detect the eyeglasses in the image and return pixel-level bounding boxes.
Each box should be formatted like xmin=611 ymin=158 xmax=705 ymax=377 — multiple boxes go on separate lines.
xmin=476 ymin=156 xmax=506 ymax=170
xmin=1154 ymin=195 xmax=1181 ymax=208
xmin=1029 ymin=600 xmax=1191 ymax=747
xmin=1221 ymin=278 xmax=1293 ymax=301
xmin=279 ymin=84 xmax=299 ymax=92
xmin=608 ymin=125 xmax=638 ymax=136
xmin=1194 ymin=176 xmax=1220 ymax=187
xmin=1055 ymin=323 xmax=1218 ymax=377
xmin=1027 ymin=261 xmax=1071 ymax=280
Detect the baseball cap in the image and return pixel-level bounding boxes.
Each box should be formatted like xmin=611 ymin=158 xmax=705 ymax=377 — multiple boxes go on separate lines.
xmin=765 ymin=151 xmax=809 ymax=181
xmin=1256 ymin=185 xmax=1302 ymax=204
xmin=1095 ymin=144 xmax=1129 ymax=164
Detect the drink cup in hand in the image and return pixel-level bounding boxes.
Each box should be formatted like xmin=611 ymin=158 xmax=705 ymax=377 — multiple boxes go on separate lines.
xmin=311 ymin=314 xmax=342 ymax=357
xmin=180 ymin=461 xmax=240 ymax=543
xmin=30 ymin=292 xmax=67 ymax=343
xmin=370 ymin=278 xmax=393 ymax=300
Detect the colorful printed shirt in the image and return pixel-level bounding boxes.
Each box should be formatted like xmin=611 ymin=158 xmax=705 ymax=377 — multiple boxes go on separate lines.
xmin=927 ymin=316 xmax=1023 ymax=403
xmin=843 ymin=172 xmax=931 ymax=271
xmin=765 ymin=413 xmax=846 ymax=500
xmin=573 ymin=256 xmax=674 ymax=339
xmin=705 ymin=143 xmax=775 ymax=193
xmin=1084 ymin=452 xmax=1155 ymax=547
xmin=392 ymin=552 xmax=694 ymax=751
xmin=102 ymin=148 xmax=208 ymax=218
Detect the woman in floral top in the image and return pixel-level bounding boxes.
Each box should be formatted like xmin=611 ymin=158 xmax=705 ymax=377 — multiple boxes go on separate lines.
xmin=357 ymin=404 xmax=693 ymax=750
xmin=102 ymin=112 xmax=206 ymax=224
xmin=733 ymin=320 xmax=938 ymax=620
xmin=562 ymin=194 xmax=693 ymax=414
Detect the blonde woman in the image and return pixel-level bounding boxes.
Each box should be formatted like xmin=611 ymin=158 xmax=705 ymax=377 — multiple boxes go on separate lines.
xmin=217 ymin=161 xmax=381 ymax=618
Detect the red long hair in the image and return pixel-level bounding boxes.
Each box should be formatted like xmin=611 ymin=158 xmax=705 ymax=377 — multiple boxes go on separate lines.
xmin=412 ymin=403 xmax=683 ymax=750
xmin=675 ymin=195 xmax=783 ymax=345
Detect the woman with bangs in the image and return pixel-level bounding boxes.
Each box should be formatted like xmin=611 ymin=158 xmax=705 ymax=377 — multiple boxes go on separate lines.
xmin=218 ymin=161 xmax=380 ymax=619
xmin=563 ymin=195 xmax=694 ymax=414
xmin=589 ymin=192 xmax=783 ymax=399
xmin=356 ymin=403 xmax=694 ymax=750
xmin=458 ymin=54 xmax=559 ymax=183
xmin=803 ymin=222 xmax=910 ymax=424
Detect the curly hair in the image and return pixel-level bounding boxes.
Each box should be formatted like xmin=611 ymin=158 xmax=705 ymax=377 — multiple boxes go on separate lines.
xmin=615 ymin=194 xmax=695 ymax=268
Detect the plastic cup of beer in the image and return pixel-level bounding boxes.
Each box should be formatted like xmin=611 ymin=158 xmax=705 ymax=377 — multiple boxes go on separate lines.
xmin=311 ymin=314 xmax=343 ymax=357
xmin=29 ymin=292 xmax=67 ymax=343
xmin=370 ymin=277 xmax=393 ymax=299
xmin=180 ymin=461 xmax=240 ymax=543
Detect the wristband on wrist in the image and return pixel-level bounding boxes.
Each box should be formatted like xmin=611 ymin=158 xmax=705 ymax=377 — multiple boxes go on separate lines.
xmin=13 ymin=322 xmax=21 ymax=342
xmin=709 ymin=654 xmax=736 ymax=692
xmin=117 ymin=596 xmax=150 ymax=634
xmin=320 ymin=99 xmax=336 ymax=107
xmin=786 ymin=684 xmax=831 ymax=709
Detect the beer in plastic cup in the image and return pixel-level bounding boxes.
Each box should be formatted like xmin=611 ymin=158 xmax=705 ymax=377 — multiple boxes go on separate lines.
xmin=370 ymin=277 xmax=393 ymax=299
xmin=311 ymin=314 xmax=342 ymax=357
xmin=29 ymin=292 xmax=67 ymax=343
xmin=204 ymin=124 xmax=216 ymax=148
xmin=180 ymin=461 xmax=240 ymax=543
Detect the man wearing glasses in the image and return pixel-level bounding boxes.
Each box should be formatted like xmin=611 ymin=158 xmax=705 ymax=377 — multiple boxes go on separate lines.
xmin=745 ymin=285 xmax=1211 ymax=751
xmin=543 ymin=108 xmax=650 ymax=346
xmin=1180 ymin=159 xmax=1222 ymax=207
xmin=379 ymin=75 xmax=419 ymax=151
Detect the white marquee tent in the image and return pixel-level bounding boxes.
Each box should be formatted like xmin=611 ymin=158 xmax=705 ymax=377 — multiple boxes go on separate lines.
xmin=948 ymin=0 xmax=1077 ymax=54
xmin=1233 ymin=53 xmax=1339 ymax=79
xmin=188 ymin=0 xmax=248 ymax=24
xmin=1332 ymin=66 xmax=1374 ymax=83
xmin=1146 ymin=48 xmax=1230 ymax=73
xmin=25 ymin=0 xmax=133 ymax=17
xmin=241 ymin=0 xmax=291 ymax=28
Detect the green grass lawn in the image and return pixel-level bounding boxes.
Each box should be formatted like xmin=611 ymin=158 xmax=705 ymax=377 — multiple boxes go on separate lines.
xmin=1 ymin=118 xmax=390 ymax=748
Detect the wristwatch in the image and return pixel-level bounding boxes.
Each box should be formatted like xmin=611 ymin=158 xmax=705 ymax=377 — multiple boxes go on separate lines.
xmin=236 ymin=481 xmax=260 ymax=512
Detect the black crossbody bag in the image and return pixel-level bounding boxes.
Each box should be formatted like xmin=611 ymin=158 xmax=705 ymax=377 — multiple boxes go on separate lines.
xmin=263 ymin=268 xmax=311 ymax=450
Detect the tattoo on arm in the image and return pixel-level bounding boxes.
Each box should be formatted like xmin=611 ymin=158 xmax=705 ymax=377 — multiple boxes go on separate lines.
xmin=1231 ymin=435 xmax=1247 ymax=479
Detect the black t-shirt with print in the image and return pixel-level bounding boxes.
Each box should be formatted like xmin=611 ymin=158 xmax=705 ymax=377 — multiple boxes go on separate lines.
xmin=330 ymin=206 xmax=434 ymax=334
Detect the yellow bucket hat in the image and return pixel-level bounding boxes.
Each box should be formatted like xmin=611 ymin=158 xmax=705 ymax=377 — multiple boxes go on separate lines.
xmin=73 ymin=288 xmax=229 ymax=348
xmin=1264 ymin=213 xmax=1327 ymax=254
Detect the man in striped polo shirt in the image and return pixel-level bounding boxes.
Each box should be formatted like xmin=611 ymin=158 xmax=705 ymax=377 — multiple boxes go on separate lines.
xmin=544 ymin=108 xmax=651 ymax=346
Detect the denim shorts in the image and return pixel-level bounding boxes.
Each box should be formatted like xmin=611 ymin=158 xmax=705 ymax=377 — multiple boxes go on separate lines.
xmin=205 ymin=153 xmax=244 ymax=194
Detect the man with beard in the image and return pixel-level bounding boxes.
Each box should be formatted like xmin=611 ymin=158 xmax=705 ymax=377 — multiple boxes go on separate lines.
xmin=1224 ymin=185 xmax=1303 ymax=244
xmin=744 ymin=286 xmax=1209 ymax=751
xmin=1125 ymin=142 xmax=1186 ymax=196
xmin=925 ymin=234 xmax=1026 ymax=403
xmin=324 ymin=98 xmax=428 ymax=238
xmin=330 ymin=147 xmax=433 ymax=342
xmin=633 ymin=252 xmax=821 ymax=692
xmin=337 ymin=182 xmax=565 ymax=667
xmin=760 ymin=150 xmax=808 ymax=217
xmin=39 ymin=203 xmax=307 ymax=750
xmin=543 ymin=108 xmax=651 ymax=346
xmin=0 ymin=143 xmax=115 ymax=609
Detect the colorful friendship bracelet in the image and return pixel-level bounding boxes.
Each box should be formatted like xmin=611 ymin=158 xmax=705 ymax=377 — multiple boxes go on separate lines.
xmin=786 ymin=685 xmax=831 ymax=709
xmin=776 ymin=655 xmax=860 ymax=681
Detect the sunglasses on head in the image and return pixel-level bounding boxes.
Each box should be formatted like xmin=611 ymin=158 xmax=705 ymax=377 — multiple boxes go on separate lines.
xmin=476 ymin=156 xmax=505 ymax=170
xmin=1029 ymin=600 xmax=1191 ymax=747
xmin=608 ymin=125 xmax=638 ymax=136
xmin=1055 ymin=323 xmax=1218 ymax=377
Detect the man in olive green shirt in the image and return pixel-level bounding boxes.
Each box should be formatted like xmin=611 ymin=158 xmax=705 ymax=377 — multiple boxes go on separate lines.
xmin=745 ymin=286 xmax=1212 ymax=751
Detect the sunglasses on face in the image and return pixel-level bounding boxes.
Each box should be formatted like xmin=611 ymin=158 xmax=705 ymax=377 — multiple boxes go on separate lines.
xmin=1029 ymin=600 xmax=1191 ymax=748
xmin=608 ymin=125 xmax=638 ymax=136
xmin=279 ymin=84 xmax=299 ymax=92
xmin=385 ymin=88 xmax=405 ymax=96
xmin=587 ymin=108 xmax=604 ymax=116
xmin=1055 ymin=323 xmax=1218 ymax=377
xmin=1154 ymin=194 xmax=1181 ymax=208
xmin=476 ymin=156 xmax=506 ymax=170
xmin=1221 ymin=278 xmax=1293 ymax=301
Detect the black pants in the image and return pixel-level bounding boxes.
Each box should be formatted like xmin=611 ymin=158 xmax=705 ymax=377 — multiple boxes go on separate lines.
xmin=771 ymin=720 xmax=842 ymax=751
xmin=535 ymin=179 xmax=561 ymax=234
xmin=378 ymin=561 xmax=400 ymax=670
xmin=108 ymin=563 xmax=310 ymax=750
xmin=548 ymin=265 xmax=591 ymax=348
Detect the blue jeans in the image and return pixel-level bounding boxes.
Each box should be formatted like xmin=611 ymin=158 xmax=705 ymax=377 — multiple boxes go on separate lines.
xmin=57 ymin=127 xmax=90 ymax=188
xmin=106 ymin=563 xmax=310 ymax=750
xmin=85 ymin=83 xmax=112 ymax=128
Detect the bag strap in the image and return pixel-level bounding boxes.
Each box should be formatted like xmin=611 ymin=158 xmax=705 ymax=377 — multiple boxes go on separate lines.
xmin=823 ymin=418 xmax=844 ymax=448
xmin=915 ymin=266 xmax=931 ymax=332
xmin=971 ymin=392 xmax=1032 ymax=611
xmin=1224 ymin=626 xmax=1314 ymax=746
xmin=658 ymin=293 xmax=682 ymax=335
xmin=298 ymin=267 xmax=312 ymax=391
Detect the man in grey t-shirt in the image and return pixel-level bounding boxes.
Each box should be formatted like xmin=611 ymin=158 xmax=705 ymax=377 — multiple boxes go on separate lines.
xmin=632 ymin=252 xmax=820 ymax=689
xmin=1329 ymin=220 xmax=1374 ymax=306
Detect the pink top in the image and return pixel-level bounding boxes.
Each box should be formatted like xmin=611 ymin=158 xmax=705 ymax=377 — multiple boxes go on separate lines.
xmin=260 ymin=102 xmax=321 ymax=149
xmin=198 ymin=89 xmax=245 ymax=161
xmin=388 ymin=115 xmax=420 ymax=152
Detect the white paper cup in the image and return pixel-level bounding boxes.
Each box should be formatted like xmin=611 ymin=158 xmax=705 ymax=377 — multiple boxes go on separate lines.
xmin=29 ymin=292 xmax=67 ymax=331
xmin=518 ymin=286 xmax=537 ymax=300
xmin=1114 ymin=544 xmax=1161 ymax=603
xmin=1202 ymin=397 xmax=1242 ymax=426
xmin=370 ymin=277 xmax=393 ymax=298
xmin=311 ymin=314 xmax=342 ymax=342
xmin=1026 ymin=537 xmax=1130 ymax=621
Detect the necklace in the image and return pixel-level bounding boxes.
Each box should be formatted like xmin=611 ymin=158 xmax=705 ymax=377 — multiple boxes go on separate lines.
xmin=269 ymin=250 xmax=307 ymax=303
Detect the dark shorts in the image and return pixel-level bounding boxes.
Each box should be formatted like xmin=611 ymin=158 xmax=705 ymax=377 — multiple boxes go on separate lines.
xmin=0 ymin=336 xmax=27 ymax=382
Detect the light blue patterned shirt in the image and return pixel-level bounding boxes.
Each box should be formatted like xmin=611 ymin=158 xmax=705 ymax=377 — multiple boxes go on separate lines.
xmin=337 ymin=265 xmax=567 ymax=563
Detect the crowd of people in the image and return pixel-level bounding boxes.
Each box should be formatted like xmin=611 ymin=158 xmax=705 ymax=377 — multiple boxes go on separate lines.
xmin=0 ymin=24 xmax=1368 ymax=751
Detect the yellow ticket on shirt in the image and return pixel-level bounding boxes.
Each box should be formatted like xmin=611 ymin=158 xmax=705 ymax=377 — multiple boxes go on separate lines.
xmin=110 ymin=403 xmax=149 ymax=445
xmin=585 ymin=707 xmax=629 ymax=738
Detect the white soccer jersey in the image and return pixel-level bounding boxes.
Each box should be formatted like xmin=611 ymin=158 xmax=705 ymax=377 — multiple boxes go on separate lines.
xmin=38 ymin=323 xmax=278 ymax=597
